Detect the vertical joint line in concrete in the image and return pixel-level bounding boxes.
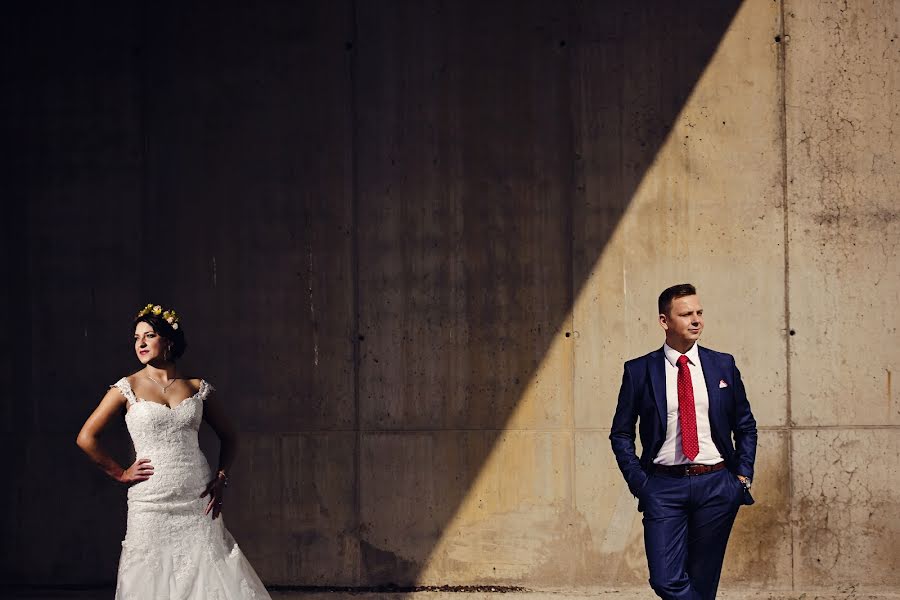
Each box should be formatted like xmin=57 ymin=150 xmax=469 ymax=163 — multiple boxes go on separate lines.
xmin=348 ymin=0 xmax=362 ymax=581
xmin=565 ymin=3 xmax=578 ymax=510
xmin=777 ymin=0 xmax=794 ymax=591
xmin=778 ymin=0 xmax=792 ymax=443
xmin=137 ymin=3 xmax=150 ymax=300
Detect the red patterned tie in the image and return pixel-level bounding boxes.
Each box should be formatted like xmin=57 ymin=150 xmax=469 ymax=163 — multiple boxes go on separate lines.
xmin=677 ymin=354 xmax=699 ymax=460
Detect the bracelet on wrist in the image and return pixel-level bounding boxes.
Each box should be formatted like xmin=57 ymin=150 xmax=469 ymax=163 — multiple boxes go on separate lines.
xmin=217 ymin=469 xmax=229 ymax=487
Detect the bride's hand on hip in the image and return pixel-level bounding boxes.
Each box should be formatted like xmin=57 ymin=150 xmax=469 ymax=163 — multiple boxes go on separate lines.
xmin=119 ymin=458 xmax=153 ymax=484
xmin=201 ymin=472 xmax=227 ymax=519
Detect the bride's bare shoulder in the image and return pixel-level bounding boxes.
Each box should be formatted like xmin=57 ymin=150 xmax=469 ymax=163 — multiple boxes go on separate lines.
xmin=185 ymin=377 xmax=205 ymax=394
xmin=105 ymin=373 xmax=139 ymax=404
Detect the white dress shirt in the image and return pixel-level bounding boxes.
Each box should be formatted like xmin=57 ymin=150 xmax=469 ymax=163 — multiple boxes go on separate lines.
xmin=653 ymin=343 xmax=723 ymax=466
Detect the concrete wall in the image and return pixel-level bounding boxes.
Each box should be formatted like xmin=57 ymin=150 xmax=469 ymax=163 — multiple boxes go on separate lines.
xmin=1 ymin=0 xmax=897 ymax=593
xmin=784 ymin=0 xmax=900 ymax=587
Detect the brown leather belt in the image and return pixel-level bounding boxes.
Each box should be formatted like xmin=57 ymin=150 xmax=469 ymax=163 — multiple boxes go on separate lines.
xmin=652 ymin=461 xmax=726 ymax=477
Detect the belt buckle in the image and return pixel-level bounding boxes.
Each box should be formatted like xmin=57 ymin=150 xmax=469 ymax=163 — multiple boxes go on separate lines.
xmin=684 ymin=465 xmax=692 ymax=477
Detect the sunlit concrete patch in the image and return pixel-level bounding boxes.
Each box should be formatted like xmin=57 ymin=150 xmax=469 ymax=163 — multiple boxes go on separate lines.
xmin=785 ymin=0 xmax=900 ymax=426
xmin=361 ymin=430 xmax=576 ymax=585
xmin=722 ymin=430 xmax=792 ymax=589
xmin=573 ymin=431 xmax=646 ymax=586
xmin=569 ymin=0 xmax=787 ymax=580
xmin=573 ymin=0 xmax=786 ymax=431
xmin=501 ymin=326 xmax=574 ymax=433
xmin=409 ymin=0 xmax=788 ymax=588
xmin=792 ymin=429 xmax=900 ymax=588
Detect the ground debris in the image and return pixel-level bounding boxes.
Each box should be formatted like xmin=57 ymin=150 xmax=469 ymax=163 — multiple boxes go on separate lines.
xmin=270 ymin=584 xmax=532 ymax=594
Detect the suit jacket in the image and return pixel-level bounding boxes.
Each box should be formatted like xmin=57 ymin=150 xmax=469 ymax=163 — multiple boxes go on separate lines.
xmin=609 ymin=345 xmax=757 ymax=507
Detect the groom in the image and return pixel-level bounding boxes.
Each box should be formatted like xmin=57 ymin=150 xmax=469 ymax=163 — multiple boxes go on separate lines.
xmin=610 ymin=283 xmax=757 ymax=600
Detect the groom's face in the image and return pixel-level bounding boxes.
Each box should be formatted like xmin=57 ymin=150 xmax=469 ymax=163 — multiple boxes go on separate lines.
xmin=660 ymin=294 xmax=704 ymax=347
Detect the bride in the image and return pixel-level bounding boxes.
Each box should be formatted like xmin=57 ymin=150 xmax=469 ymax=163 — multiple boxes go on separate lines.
xmin=76 ymin=304 xmax=271 ymax=599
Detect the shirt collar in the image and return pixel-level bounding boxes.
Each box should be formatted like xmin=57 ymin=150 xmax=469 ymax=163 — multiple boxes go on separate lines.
xmin=664 ymin=342 xmax=700 ymax=367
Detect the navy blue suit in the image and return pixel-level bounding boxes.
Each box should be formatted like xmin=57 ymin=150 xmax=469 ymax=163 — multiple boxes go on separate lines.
xmin=610 ymin=345 xmax=757 ymax=600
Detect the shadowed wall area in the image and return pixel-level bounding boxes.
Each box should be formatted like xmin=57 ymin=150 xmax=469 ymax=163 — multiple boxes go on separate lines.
xmin=2 ymin=0 xmax=899 ymax=594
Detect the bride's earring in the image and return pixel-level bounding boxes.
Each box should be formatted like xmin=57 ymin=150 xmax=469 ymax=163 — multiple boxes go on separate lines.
xmin=164 ymin=344 xmax=172 ymax=362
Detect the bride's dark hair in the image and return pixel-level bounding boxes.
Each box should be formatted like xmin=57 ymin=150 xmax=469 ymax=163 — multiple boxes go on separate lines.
xmin=133 ymin=314 xmax=188 ymax=361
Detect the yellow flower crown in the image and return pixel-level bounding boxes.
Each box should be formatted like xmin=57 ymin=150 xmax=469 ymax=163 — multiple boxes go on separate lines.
xmin=136 ymin=303 xmax=181 ymax=330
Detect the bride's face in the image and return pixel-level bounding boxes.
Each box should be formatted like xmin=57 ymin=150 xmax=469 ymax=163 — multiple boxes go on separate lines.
xmin=134 ymin=321 xmax=167 ymax=365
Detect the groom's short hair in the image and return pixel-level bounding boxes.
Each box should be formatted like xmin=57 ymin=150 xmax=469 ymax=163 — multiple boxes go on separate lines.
xmin=658 ymin=283 xmax=697 ymax=316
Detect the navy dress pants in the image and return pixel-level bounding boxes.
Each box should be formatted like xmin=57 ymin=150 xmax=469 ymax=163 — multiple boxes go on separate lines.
xmin=641 ymin=468 xmax=743 ymax=600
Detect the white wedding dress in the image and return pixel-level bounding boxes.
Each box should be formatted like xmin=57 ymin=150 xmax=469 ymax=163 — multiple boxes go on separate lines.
xmin=111 ymin=377 xmax=271 ymax=600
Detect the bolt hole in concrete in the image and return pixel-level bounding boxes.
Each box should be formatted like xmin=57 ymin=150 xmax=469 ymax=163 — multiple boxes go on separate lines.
xmin=789 ymin=329 xmax=796 ymax=336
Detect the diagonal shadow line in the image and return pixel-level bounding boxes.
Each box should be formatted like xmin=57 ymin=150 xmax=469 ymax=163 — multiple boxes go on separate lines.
xmin=89 ymin=0 xmax=746 ymax=587
xmin=0 ymin=0 xmax=744 ymax=588
xmin=351 ymin=0 xmax=744 ymax=585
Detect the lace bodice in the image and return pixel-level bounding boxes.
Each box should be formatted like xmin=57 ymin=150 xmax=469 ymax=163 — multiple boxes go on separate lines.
xmin=113 ymin=378 xmax=210 ymax=453
xmin=111 ymin=377 xmax=213 ymax=504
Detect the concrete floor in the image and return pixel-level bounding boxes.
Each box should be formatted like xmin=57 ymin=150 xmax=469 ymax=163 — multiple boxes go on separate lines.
xmin=3 ymin=588 xmax=899 ymax=600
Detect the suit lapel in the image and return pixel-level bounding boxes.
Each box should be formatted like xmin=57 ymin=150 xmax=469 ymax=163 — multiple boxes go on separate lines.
xmin=699 ymin=346 xmax=722 ymax=427
xmin=648 ymin=348 xmax=667 ymax=427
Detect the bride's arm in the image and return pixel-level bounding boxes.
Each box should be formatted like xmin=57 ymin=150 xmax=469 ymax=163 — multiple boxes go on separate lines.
xmin=76 ymin=388 xmax=153 ymax=484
